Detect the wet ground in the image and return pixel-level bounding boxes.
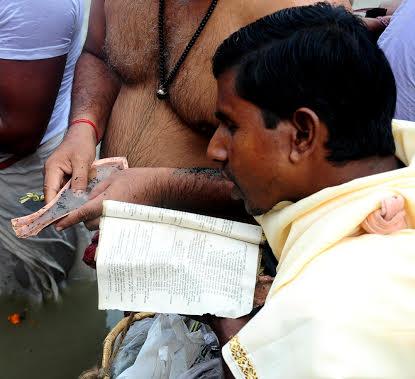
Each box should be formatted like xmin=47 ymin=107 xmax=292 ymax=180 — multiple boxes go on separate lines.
xmin=0 ymin=280 xmax=122 ymax=379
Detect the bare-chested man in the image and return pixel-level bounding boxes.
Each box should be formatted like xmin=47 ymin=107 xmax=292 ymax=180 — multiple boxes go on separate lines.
xmin=44 ymin=0 xmax=349 ymax=230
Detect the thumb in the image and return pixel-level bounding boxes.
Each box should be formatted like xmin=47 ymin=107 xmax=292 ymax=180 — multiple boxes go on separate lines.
xmin=55 ymin=194 xmax=104 ymax=231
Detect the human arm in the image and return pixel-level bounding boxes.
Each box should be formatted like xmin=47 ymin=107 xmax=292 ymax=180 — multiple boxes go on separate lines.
xmin=363 ymin=16 xmax=391 ymax=38
xmin=54 ymin=167 xmax=248 ymax=230
xmin=0 ymin=57 xmax=67 ymax=155
xmin=210 ymin=316 xmax=252 ymax=379
xmin=44 ymin=0 xmax=121 ymax=202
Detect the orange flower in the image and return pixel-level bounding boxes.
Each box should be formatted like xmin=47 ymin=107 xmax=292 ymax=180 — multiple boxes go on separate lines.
xmin=7 ymin=313 xmax=21 ymax=325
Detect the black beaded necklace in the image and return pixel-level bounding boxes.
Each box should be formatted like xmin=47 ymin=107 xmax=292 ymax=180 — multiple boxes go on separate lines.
xmin=156 ymin=0 xmax=219 ymax=100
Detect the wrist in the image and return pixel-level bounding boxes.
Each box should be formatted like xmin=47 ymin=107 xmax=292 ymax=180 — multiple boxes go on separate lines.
xmin=210 ymin=315 xmax=253 ymax=347
xmin=66 ymin=121 xmax=97 ymax=146
xmin=69 ymin=118 xmax=100 ymax=145
xmin=64 ymin=121 xmax=96 ymax=150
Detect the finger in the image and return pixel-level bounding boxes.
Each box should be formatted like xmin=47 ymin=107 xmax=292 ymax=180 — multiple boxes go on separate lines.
xmin=55 ymin=194 xmax=105 ymax=231
xmin=70 ymin=160 xmax=91 ymax=192
xmin=44 ymin=164 xmax=66 ymax=204
xmin=88 ymin=176 xmax=112 ymax=200
xmin=84 ymin=217 xmax=101 ymax=231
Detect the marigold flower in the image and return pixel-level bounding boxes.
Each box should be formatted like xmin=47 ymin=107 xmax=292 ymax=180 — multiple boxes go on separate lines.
xmin=7 ymin=313 xmax=21 ymax=325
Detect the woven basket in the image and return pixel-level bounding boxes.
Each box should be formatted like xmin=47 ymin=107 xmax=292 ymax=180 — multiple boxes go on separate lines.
xmin=79 ymin=312 xmax=155 ymax=379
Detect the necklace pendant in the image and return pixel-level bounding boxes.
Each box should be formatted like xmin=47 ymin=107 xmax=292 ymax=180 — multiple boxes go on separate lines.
xmin=156 ymin=86 xmax=168 ymax=100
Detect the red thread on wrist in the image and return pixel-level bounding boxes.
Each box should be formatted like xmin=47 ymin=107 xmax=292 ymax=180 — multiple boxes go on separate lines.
xmin=70 ymin=119 xmax=99 ymax=143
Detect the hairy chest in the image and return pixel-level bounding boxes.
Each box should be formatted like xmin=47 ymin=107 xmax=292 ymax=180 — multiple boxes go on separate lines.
xmin=104 ymin=0 xmax=290 ymax=127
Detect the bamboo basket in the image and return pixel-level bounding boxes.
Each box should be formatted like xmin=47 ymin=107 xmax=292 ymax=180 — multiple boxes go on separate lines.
xmin=79 ymin=312 xmax=155 ymax=379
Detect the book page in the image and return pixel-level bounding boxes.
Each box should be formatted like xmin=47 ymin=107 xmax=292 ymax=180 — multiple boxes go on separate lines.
xmin=103 ymin=200 xmax=263 ymax=245
xmin=97 ymin=205 xmax=260 ymax=318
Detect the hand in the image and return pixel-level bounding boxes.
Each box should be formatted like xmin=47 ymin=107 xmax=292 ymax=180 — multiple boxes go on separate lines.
xmin=205 ymin=315 xmax=251 ymax=379
xmin=44 ymin=124 xmax=96 ymax=203
xmin=363 ymin=16 xmax=392 ymax=35
xmin=55 ymin=167 xmax=172 ymax=231
xmin=198 ymin=275 xmax=273 ymax=345
xmin=208 ymin=315 xmax=252 ymax=347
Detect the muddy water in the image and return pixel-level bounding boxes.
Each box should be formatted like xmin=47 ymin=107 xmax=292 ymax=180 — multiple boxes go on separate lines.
xmin=0 ymin=280 xmax=122 ymax=379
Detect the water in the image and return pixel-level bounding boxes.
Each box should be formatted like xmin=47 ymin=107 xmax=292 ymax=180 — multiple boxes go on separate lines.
xmin=0 ymin=280 xmax=122 ymax=379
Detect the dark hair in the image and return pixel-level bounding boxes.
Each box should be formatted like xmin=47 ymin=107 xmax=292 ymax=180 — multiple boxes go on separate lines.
xmin=212 ymin=3 xmax=396 ymax=162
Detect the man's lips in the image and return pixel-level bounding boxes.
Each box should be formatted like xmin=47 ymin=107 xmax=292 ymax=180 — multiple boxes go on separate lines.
xmin=220 ymin=169 xmax=230 ymax=181
xmin=230 ymin=185 xmax=243 ymax=200
xmin=221 ymin=169 xmax=243 ymax=200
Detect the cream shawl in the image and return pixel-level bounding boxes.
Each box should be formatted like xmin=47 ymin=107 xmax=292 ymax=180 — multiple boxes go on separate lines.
xmin=223 ymin=120 xmax=415 ymax=379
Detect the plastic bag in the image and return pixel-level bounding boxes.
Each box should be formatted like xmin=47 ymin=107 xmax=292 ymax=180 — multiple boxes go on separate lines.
xmin=111 ymin=317 xmax=155 ymax=377
xmin=115 ymin=314 xmax=223 ymax=379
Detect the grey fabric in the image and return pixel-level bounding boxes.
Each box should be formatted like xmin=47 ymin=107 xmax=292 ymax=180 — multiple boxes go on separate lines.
xmin=177 ymin=358 xmax=223 ymax=379
xmin=0 ymin=132 xmax=92 ymax=302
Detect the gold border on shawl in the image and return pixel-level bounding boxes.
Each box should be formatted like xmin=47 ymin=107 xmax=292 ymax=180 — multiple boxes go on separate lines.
xmin=229 ymin=335 xmax=258 ymax=379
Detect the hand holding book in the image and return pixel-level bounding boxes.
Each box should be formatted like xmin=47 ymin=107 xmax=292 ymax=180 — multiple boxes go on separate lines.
xmin=97 ymin=201 xmax=264 ymax=318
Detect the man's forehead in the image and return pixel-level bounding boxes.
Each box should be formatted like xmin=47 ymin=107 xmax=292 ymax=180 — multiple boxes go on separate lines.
xmin=217 ymin=69 xmax=245 ymax=106
xmin=217 ymin=69 xmax=238 ymax=96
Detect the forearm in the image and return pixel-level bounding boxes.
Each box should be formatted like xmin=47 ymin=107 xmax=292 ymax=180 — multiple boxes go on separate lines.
xmin=210 ymin=315 xmax=253 ymax=379
xmin=69 ymin=51 xmax=120 ymax=141
xmin=363 ymin=16 xmax=390 ymax=38
xmin=157 ymin=168 xmax=248 ymax=221
xmin=52 ymin=166 xmax=250 ymax=231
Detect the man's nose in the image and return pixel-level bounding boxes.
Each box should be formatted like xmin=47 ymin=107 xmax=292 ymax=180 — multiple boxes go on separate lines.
xmin=207 ymin=128 xmax=228 ymax=163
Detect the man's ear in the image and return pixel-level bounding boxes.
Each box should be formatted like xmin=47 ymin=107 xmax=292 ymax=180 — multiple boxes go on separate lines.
xmin=289 ymin=107 xmax=321 ymax=164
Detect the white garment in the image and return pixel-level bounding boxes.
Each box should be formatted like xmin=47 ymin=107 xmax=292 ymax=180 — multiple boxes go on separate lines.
xmin=0 ymin=0 xmax=84 ymax=143
xmin=378 ymin=0 xmax=415 ymax=122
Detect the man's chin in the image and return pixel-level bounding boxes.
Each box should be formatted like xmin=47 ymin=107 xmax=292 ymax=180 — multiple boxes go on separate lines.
xmin=244 ymin=202 xmax=267 ymax=217
xmin=230 ymin=185 xmax=269 ymax=216
xmin=230 ymin=185 xmax=243 ymax=201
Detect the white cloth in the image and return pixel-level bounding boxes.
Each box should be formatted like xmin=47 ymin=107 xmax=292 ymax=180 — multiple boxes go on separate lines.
xmin=378 ymin=0 xmax=415 ymax=122
xmin=0 ymin=0 xmax=84 ymax=144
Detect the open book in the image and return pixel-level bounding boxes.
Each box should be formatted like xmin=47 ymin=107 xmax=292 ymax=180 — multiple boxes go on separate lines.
xmin=97 ymin=200 xmax=263 ymax=318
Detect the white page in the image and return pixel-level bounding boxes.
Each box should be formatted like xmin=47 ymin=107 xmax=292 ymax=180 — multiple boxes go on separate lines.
xmin=103 ymin=200 xmax=263 ymax=245
xmin=97 ymin=214 xmax=260 ymax=318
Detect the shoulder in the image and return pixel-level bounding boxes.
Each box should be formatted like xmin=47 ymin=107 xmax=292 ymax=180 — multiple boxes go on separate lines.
xmin=0 ymin=0 xmax=84 ymax=60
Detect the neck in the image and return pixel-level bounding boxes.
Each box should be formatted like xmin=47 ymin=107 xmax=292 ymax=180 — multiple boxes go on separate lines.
xmin=336 ymin=155 xmax=400 ymax=181
xmin=303 ymin=155 xmax=401 ymax=199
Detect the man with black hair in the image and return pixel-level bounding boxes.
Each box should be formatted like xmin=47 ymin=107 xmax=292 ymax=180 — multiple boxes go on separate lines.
xmin=207 ymin=4 xmax=415 ymax=377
